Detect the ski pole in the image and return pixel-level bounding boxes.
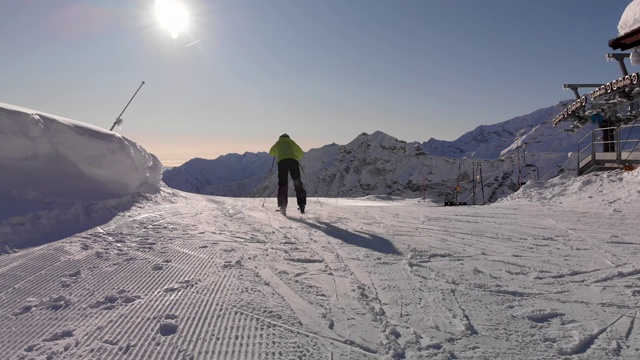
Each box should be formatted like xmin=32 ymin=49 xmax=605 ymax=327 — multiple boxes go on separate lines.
xmin=261 ymin=186 xmax=269 ymax=207
xmin=110 ymin=81 xmax=145 ymax=131
xmin=479 ymin=163 xmax=485 ymax=204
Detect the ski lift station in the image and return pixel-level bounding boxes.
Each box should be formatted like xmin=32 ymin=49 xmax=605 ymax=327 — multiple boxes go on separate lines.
xmin=553 ymin=22 xmax=640 ymax=175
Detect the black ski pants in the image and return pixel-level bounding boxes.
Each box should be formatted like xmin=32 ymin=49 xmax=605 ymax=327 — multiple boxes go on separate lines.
xmin=277 ymin=158 xmax=306 ymax=208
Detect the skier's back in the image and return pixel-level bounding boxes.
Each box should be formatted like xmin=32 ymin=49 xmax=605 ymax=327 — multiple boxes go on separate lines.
xmin=268 ymin=134 xmax=307 ymax=216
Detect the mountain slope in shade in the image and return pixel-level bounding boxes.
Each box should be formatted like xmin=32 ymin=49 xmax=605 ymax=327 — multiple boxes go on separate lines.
xmin=162 ymin=152 xmax=273 ymax=197
xmin=163 ymin=100 xmax=595 ymax=202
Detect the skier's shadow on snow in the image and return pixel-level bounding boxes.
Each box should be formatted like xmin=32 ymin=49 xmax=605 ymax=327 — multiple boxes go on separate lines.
xmin=291 ymin=219 xmax=400 ymax=255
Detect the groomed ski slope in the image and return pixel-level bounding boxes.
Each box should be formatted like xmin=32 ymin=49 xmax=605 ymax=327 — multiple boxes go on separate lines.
xmin=2 ymin=172 xmax=640 ymax=360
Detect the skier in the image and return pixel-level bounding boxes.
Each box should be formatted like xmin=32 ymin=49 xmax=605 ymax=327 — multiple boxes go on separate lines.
xmin=269 ymin=133 xmax=307 ymax=216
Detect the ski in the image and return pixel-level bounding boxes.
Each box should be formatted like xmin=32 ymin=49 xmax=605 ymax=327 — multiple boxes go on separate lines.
xmin=273 ymin=208 xmax=306 ymax=215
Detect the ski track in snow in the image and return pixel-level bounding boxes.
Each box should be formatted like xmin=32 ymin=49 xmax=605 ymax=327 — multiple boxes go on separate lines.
xmin=1 ymin=188 xmax=640 ymax=359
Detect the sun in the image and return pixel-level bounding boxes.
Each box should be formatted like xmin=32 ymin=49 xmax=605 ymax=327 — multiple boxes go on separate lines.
xmin=155 ymin=0 xmax=189 ymax=39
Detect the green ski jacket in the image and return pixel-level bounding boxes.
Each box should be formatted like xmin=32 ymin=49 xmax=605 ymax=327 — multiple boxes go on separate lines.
xmin=269 ymin=137 xmax=304 ymax=162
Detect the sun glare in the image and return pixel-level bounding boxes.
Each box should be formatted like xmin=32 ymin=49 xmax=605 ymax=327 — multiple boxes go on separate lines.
xmin=155 ymin=0 xmax=189 ymax=39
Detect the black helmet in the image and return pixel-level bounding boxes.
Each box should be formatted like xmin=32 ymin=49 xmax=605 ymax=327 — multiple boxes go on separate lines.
xmin=280 ymin=133 xmax=290 ymax=138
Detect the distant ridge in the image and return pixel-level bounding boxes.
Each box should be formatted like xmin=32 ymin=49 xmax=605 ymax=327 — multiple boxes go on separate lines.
xmin=163 ymin=101 xmax=594 ymax=203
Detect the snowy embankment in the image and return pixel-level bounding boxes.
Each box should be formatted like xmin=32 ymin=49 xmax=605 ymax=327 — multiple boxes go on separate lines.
xmin=0 ymin=102 xmax=162 ymax=251
xmin=504 ymin=169 xmax=640 ymax=207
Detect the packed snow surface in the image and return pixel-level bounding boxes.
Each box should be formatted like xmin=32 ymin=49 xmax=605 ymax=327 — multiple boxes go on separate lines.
xmin=3 ymin=175 xmax=640 ymax=359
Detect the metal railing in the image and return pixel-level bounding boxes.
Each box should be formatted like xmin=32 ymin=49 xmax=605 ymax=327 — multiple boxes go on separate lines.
xmin=577 ymin=123 xmax=640 ymax=174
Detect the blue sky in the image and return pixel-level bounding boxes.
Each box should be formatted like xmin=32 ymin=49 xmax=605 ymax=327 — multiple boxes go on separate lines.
xmin=0 ymin=0 xmax=634 ymax=166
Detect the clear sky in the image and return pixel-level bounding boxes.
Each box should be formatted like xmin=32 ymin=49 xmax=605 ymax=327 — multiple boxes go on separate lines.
xmin=0 ymin=0 xmax=634 ymax=166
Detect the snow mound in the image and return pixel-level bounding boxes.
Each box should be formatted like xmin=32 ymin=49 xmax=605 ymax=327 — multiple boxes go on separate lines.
xmin=0 ymin=102 xmax=162 ymax=250
xmin=0 ymin=102 xmax=162 ymax=206
xmin=618 ymin=0 xmax=640 ymax=35
xmin=501 ymin=169 xmax=640 ymax=206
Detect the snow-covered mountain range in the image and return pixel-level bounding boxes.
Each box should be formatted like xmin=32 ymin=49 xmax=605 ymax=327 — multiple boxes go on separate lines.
xmin=163 ymin=100 xmax=595 ymax=203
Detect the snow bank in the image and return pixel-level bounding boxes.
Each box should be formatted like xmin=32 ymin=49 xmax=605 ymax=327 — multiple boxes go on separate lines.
xmin=618 ymin=0 xmax=640 ymax=35
xmin=0 ymin=103 xmax=162 ymax=203
xmin=0 ymin=102 xmax=162 ymax=250
xmin=501 ymin=169 xmax=640 ymax=207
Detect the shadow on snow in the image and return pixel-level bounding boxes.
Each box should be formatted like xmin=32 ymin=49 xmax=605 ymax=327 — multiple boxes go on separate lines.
xmin=0 ymin=194 xmax=144 ymax=254
xmin=290 ymin=218 xmax=401 ymax=255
